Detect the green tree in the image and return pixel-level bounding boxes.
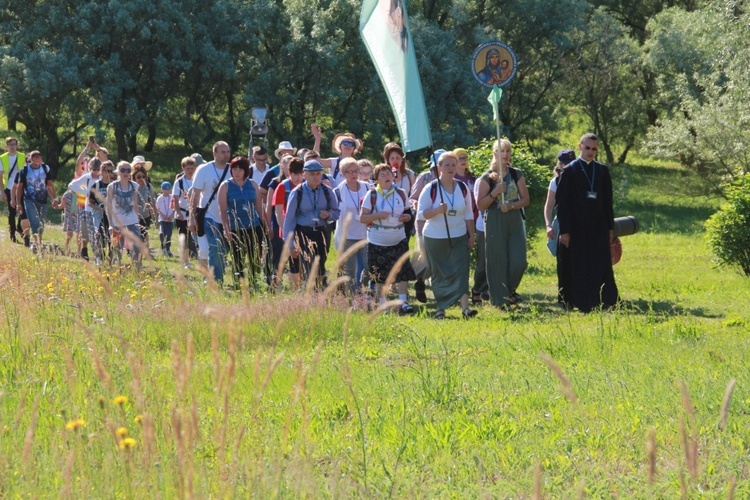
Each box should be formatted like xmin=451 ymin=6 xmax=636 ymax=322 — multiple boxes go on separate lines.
xmin=706 ymin=174 xmax=750 ymax=276
xmin=644 ymin=1 xmax=750 ymax=191
xmin=562 ymin=8 xmax=647 ymax=164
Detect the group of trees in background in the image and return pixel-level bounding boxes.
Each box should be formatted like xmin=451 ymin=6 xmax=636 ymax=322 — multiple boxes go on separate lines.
xmin=0 ymin=0 xmax=747 ymax=191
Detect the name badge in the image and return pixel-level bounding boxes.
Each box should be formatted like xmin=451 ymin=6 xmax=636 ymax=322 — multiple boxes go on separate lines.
xmin=312 ymin=217 xmax=320 ymax=223
xmin=587 ymin=191 xmax=598 ymax=200
xmin=448 ymin=209 xmax=457 ymax=216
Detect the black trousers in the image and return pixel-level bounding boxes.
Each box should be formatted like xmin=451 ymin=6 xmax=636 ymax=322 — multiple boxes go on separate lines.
xmin=4 ymin=188 xmax=21 ymax=242
xmin=295 ymin=225 xmax=329 ymax=285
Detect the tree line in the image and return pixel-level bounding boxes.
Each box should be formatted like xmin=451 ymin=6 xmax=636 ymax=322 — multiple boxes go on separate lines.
xmin=1 ymin=0 xmax=746 ymax=191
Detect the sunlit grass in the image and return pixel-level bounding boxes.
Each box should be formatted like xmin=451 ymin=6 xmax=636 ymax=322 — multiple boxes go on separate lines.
xmin=0 ymin=155 xmax=749 ymax=496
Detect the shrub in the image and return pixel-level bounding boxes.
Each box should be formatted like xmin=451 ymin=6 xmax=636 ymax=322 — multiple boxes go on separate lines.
xmin=705 ymin=174 xmax=750 ymax=276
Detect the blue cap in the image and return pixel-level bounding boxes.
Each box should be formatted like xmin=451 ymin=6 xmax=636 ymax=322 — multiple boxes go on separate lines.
xmin=161 ymin=181 xmax=172 ymax=190
xmin=557 ymin=149 xmax=576 ymax=165
xmin=429 ymin=149 xmax=447 ymax=167
xmin=303 ymin=160 xmax=324 ymax=172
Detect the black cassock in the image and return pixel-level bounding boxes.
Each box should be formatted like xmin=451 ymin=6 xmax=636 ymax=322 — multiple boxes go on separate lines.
xmin=555 ymin=158 xmax=619 ymax=312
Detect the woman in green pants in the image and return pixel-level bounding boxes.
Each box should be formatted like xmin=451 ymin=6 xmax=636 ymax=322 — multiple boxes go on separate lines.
xmin=475 ymin=139 xmax=530 ymax=307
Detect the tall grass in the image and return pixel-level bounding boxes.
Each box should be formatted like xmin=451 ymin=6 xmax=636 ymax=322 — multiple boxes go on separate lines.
xmin=0 ymin=159 xmax=749 ymax=496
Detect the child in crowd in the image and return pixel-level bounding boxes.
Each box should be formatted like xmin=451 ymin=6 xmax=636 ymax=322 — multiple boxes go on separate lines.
xmin=156 ymin=182 xmax=174 ymax=257
xmin=54 ymin=189 xmax=80 ymax=256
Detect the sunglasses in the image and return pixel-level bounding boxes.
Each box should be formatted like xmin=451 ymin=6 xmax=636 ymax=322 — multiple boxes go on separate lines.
xmin=341 ymin=140 xmax=356 ymax=147
xmin=120 ymin=169 xmax=132 ymax=173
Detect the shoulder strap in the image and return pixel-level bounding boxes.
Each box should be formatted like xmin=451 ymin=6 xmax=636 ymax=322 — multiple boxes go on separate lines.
xmin=369 ymin=188 xmax=378 ymax=213
xmin=396 ymin=187 xmax=407 ymax=205
xmin=429 ymin=179 xmax=438 ymax=203
xmin=204 ymin=166 xmax=229 ymax=209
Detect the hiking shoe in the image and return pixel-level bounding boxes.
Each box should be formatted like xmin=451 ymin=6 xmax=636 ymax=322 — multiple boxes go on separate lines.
xmin=30 ymin=243 xmax=38 ymax=255
xmin=414 ymin=279 xmax=427 ymax=303
xmin=398 ymin=303 xmax=415 ymax=315
xmin=433 ymin=309 xmax=446 ymax=320
xmin=462 ymin=308 xmax=478 ymax=319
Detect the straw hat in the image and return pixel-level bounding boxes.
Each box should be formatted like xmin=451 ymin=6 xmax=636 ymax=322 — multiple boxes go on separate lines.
xmin=131 ymin=155 xmax=153 ymax=172
xmin=332 ymin=133 xmax=364 ymax=155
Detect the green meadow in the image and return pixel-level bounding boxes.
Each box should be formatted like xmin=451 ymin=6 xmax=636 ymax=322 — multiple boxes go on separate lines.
xmin=1 ymin=158 xmax=749 ymax=497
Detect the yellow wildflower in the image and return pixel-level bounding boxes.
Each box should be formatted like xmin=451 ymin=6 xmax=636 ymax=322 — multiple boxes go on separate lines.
xmin=65 ymin=419 xmax=86 ymax=431
xmin=116 ymin=427 xmax=128 ymax=438
xmin=119 ymin=437 xmax=137 ymax=450
xmin=113 ymin=395 xmax=128 ymax=406
xmin=134 ymin=415 xmax=143 ymax=424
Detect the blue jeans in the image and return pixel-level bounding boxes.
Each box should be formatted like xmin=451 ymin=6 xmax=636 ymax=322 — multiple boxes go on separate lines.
xmin=204 ymin=218 xmax=226 ymax=283
xmin=342 ymin=238 xmax=368 ymax=294
xmin=23 ymin=199 xmax=47 ymax=235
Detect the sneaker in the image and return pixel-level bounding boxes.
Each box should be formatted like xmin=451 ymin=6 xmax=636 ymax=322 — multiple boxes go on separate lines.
xmin=30 ymin=243 xmax=38 ymax=255
xmin=462 ymin=308 xmax=478 ymax=319
xmin=183 ymin=262 xmax=192 ymax=270
xmin=95 ymin=257 xmax=102 ymax=266
xmin=398 ymin=303 xmax=415 ymax=315
xmin=414 ymin=279 xmax=427 ymax=303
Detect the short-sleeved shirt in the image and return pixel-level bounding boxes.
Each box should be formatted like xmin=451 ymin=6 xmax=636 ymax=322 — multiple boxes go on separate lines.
xmin=333 ymin=181 xmax=369 ymax=241
xmin=192 ymin=161 xmax=229 ymax=222
xmin=362 ymin=187 xmax=409 ymax=247
xmin=173 ymin=175 xmax=193 ymax=214
xmin=417 ymin=179 xmax=472 ymax=240
xmin=156 ymin=194 xmax=174 ymax=222
xmin=22 ymin=165 xmax=50 ymax=203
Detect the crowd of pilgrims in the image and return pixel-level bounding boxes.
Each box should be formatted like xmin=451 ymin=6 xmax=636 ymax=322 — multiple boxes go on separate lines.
xmin=1 ymin=129 xmax=619 ymax=318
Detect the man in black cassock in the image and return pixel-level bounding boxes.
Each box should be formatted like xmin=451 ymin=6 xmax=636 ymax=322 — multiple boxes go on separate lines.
xmin=555 ymin=133 xmax=619 ymax=312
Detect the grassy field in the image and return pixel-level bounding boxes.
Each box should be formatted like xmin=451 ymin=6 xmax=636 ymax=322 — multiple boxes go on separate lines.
xmin=0 ymin=158 xmax=749 ymax=497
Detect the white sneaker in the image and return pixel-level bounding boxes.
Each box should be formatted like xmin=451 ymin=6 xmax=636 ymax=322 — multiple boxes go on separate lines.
xmin=30 ymin=243 xmax=38 ymax=255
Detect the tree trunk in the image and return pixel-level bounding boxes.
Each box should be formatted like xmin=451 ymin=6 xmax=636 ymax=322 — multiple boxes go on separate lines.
xmin=144 ymin=122 xmax=156 ymax=152
xmin=115 ymin=123 xmax=128 ymax=162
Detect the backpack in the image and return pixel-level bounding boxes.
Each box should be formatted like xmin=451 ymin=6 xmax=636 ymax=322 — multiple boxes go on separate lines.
xmin=428 ymin=179 xmax=478 ymax=222
xmin=485 ymin=167 xmax=525 ymax=220
xmin=291 ymin=182 xmax=333 ymax=217
xmin=366 ymin=186 xmax=408 ymax=214
xmin=19 ymin=164 xmax=51 ymax=203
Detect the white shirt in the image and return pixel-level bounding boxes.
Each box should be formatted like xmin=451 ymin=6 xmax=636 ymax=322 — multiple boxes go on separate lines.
xmin=173 ymin=175 xmax=193 ymax=215
xmin=333 ymin=180 xmax=369 ymax=241
xmin=156 ymin=194 xmax=174 ymax=222
xmin=250 ymin=164 xmax=268 ymax=187
xmin=474 ymin=179 xmax=485 ymax=233
xmin=362 ymin=187 xmax=408 ymax=247
xmin=417 ymin=179 xmax=472 ymax=240
xmin=192 ymin=161 xmax=228 ymax=222
xmin=68 ymin=173 xmax=99 ymax=212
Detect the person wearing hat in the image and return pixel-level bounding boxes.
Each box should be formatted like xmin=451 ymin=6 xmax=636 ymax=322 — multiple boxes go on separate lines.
xmin=311 ymin=125 xmax=364 ymax=187
xmin=282 ymin=159 xmax=340 ymax=289
xmin=544 ymin=148 xmax=576 ymax=256
xmin=156 ymin=181 xmax=175 ymax=257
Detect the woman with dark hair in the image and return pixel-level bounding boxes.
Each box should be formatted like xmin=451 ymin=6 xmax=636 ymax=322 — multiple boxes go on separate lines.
xmin=359 ymin=163 xmax=416 ymax=315
xmin=218 ymin=156 xmax=267 ymax=288
xmin=133 ymin=165 xmax=156 ymax=258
